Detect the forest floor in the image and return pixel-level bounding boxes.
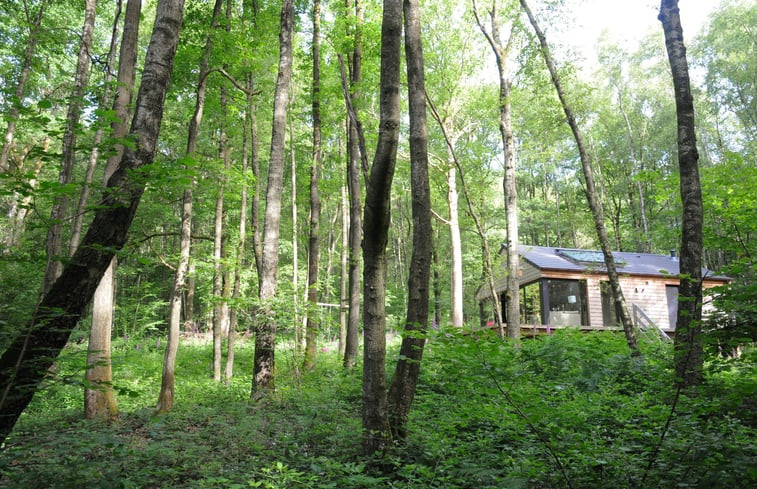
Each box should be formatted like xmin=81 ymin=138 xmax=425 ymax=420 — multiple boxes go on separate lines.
xmin=0 ymin=329 xmax=754 ymax=488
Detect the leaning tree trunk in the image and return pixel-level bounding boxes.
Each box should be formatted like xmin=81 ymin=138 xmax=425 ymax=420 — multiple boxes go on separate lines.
xmin=520 ymin=0 xmax=640 ymax=355
xmin=387 ymin=0 xmax=433 ymax=441
xmin=362 ymin=0 xmax=402 ymax=455
xmin=84 ymin=0 xmax=141 ymax=420
xmin=156 ymin=0 xmax=223 ymax=413
xmin=0 ymin=0 xmax=186 ymax=445
xmin=473 ymin=0 xmax=520 ymax=340
xmin=659 ymin=0 xmax=704 ymax=387
xmin=427 ymin=96 xmax=505 ymax=338
xmin=303 ymin=0 xmax=323 ymax=370
xmin=41 ymin=0 xmax=97 ymax=295
xmin=252 ymin=0 xmax=294 ymax=398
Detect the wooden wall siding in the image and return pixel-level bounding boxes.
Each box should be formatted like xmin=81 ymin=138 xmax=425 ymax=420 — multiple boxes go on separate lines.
xmin=477 ymin=260 xmax=727 ymax=329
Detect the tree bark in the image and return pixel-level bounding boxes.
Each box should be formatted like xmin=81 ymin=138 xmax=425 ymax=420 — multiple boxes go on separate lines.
xmin=252 ymin=0 xmax=294 ymax=397
xmin=448 ymin=166 xmax=464 ymax=328
xmin=303 ymin=0 xmax=322 ymax=370
xmin=362 ymin=0 xmax=402 ymax=455
xmin=339 ymin=182 xmax=349 ymax=356
xmin=387 ymin=0 xmax=432 ymax=441
xmin=41 ymin=0 xmax=97 ymax=295
xmin=659 ymin=0 xmax=704 ymax=387
xmin=520 ymin=0 xmax=640 ymax=355
xmin=84 ymin=0 xmax=141 ymax=420
xmin=157 ymin=0 xmax=223 ymax=413
xmin=343 ymin=0 xmax=365 ymax=369
xmin=473 ymin=0 xmax=520 ymax=341
xmin=0 ymin=0 xmax=185 ymax=444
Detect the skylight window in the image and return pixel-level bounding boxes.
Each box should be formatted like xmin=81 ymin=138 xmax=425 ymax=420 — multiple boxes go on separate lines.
xmin=557 ymin=249 xmax=626 ymax=266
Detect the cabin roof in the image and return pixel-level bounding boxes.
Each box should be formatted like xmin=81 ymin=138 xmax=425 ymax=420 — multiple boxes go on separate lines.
xmin=518 ymin=245 xmax=729 ymax=281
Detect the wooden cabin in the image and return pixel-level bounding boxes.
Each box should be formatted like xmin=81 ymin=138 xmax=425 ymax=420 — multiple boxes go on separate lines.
xmin=476 ymin=246 xmax=730 ymax=337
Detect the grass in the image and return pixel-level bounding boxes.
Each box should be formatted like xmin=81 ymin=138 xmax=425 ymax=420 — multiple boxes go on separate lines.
xmin=0 ymin=329 xmax=754 ymax=488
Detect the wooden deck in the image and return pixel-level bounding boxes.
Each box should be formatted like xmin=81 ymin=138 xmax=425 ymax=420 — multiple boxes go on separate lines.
xmin=478 ymin=322 xmax=673 ymax=339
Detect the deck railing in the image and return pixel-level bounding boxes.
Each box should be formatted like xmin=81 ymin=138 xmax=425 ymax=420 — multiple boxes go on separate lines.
xmin=631 ymin=303 xmax=671 ymax=341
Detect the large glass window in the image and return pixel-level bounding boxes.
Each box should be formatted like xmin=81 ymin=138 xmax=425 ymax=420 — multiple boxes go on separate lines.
xmin=545 ymin=279 xmax=587 ymax=326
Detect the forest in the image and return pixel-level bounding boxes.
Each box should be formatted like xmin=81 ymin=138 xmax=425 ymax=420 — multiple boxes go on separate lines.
xmin=0 ymin=0 xmax=755 ymax=487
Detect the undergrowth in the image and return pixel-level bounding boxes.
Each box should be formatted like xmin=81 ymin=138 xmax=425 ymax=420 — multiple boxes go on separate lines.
xmin=0 ymin=330 xmax=754 ymax=488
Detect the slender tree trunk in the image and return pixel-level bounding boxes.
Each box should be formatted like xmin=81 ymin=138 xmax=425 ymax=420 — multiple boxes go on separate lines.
xmin=343 ymin=0 xmax=365 ymax=369
xmin=70 ymin=0 xmax=122 ymax=254
xmin=362 ymin=0 xmax=402 ymax=455
xmin=473 ymin=0 xmax=520 ymax=341
xmin=303 ymin=0 xmax=322 ymax=370
xmin=157 ymin=0 xmax=224 ymax=413
xmin=339 ymin=182 xmax=349 ymax=356
xmin=252 ymin=0 xmax=294 ymax=397
xmin=448 ymin=166 xmax=464 ymax=328
xmin=84 ymin=0 xmax=141 ymax=419
xmin=659 ymin=0 xmax=704 ymax=387
xmin=41 ymin=0 xmax=97 ymax=295
xmin=228 ymin=70 xmax=254 ymax=381
xmin=428 ymin=96 xmax=505 ymax=337
xmin=213 ymin=87 xmax=230 ymax=382
xmin=290 ymin=107 xmax=302 ymax=350
xmin=0 ymin=0 xmax=47 ymax=174
xmin=520 ymin=0 xmax=640 ymax=355
xmin=387 ymin=0 xmax=432 ymax=441
xmin=0 ymin=0 xmax=185 ymax=445
xmin=432 ymin=246 xmax=442 ymax=328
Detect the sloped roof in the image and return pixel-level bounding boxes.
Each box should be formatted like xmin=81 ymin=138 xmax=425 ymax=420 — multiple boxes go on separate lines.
xmin=519 ymin=245 xmax=728 ymax=280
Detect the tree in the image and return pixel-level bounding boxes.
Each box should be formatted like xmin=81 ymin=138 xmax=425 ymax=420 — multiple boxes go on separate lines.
xmin=303 ymin=0 xmax=322 ymax=370
xmin=362 ymin=0 xmax=402 ymax=455
xmin=84 ymin=0 xmax=142 ymax=420
xmin=342 ymin=0 xmax=365 ymax=369
xmin=252 ymin=0 xmax=294 ymax=397
xmin=0 ymin=0 xmax=48 ymax=174
xmin=40 ymin=0 xmax=97 ymax=295
xmin=0 ymin=0 xmax=186 ymax=445
xmin=156 ymin=0 xmax=224 ymax=413
xmin=520 ymin=0 xmax=640 ymax=355
xmin=659 ymin=0 xmax=704 ymax=387
xmin=473 ymin=0 xmax=520 ymax=341
xmin=387 ymin=0 xmax=433 ymax=441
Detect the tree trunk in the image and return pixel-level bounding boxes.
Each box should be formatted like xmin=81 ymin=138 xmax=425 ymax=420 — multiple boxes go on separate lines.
xmin=362 ymin=0 xmax=402 ymax=455
xmin=520 ymin=0 xmax=640 ymax=355
xmin=659 ymin=0 xmax=704 ymax=387
xmin=339 ymin=182 xmax=349 ymax=356
xmin=473 ymin=0 xmax=520 ymax=341
xmin=70 ymin=0 xmax=122 ymax=254
xmin=303 ymin=0 xmax=322 ymax=370
xmin=289 ymin=107 xmax=302 ymax=350
xmin=0 ymin=0 xmax=185 ymax=445
xmin=0 ymin=0 xmax=47 ymax=174
xmin=213 ymin=88 xmax=230 ymax=382
xmin=84 ymin=0 xmax=141 ymax=420
xmin=387 ymin=0 xmax=432 ymax=441
xmin=41 ymin=0 xmax=97 ymax=295
xmin=343 ymin=0 xmax=365 ymax=369
xmin=427 ymin=96 xmax=505 ymax=338
xmin=252 ymin=0 xmax=294 ymax=398
xmin=448 ymin=166 xmax=464 ymax=328
xmin=157 ymin=0 xmax=223 ymax=413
